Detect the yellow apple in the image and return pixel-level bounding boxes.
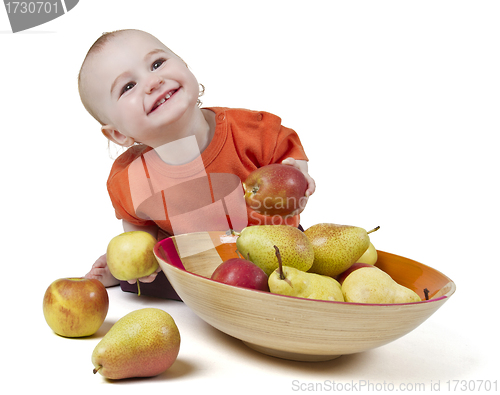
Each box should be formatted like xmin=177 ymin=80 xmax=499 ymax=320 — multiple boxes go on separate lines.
xmin=106 ymin=231 xmax=158 ymax=282
xmin=43 ymin=277 xmax=109 ymax=337
xmin=356 ymin=242 xmax=378 ymax=265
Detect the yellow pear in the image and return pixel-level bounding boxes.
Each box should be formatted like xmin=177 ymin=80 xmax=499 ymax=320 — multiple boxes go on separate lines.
xmin=304 ymin=223 xmax=379 ymax=277
xmin=268 ymin=246 xmax=344 ymax=302
xmin=236 ymin=225 xmax=314 ymax=276
xmin=356 ymin=242 xmax=378 ymax=265
xmin=342 ymin=267 xmax=421 ymax=304
xmin=92 ymin=308 xmax=180 ymax=380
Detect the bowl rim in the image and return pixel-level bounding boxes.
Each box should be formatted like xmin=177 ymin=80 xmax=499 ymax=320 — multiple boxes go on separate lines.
xmin=154 ymin=234 xmax=456 ymax=307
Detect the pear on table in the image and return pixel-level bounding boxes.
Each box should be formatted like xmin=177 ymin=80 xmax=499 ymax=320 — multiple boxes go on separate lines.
xmin=342 ymin=267 xmax=421 ymax=304
xmin=304 ymin=223 xmax=379 ymax=277
xmin=268 ymin=246 xmax=344 ymax=302
xmin=236 ymin=225 xmax=314 ymax=276
xmin=92 ymin=308 xmax=180 ymax=380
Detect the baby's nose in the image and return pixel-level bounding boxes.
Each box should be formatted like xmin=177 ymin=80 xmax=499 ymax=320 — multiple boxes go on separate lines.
xmin=146 ymin=77 xmax=164 ymax=93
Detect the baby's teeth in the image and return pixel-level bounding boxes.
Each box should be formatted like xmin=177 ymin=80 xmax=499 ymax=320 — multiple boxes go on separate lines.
xmin=154 ymin=91 xmax=175 ymax=109
xmin=156 ymin=93 xmax=172 ymax=106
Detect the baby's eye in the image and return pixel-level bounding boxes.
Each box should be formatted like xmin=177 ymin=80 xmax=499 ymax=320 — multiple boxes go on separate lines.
xmin=152 ymin=58 xmax=166 ymax=71
xmin=120 ymin=82 xmax=135 ymax=96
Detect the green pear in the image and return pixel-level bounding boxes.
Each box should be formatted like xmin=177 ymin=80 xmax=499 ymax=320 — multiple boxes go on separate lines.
xmin=269 ymin=246 xmax=344 ymax=302
xmin=236 ymin=225 xmax=314 ymax=276
xmin=342 ymin=267 xmax=421 ymax=304
xmin=356 ymin=242 xmax=378 ymax=265
xmin=304 ymin=223 xmax=379 ymax=277
xmin=92 ymin=308 xmax=180 ymax=380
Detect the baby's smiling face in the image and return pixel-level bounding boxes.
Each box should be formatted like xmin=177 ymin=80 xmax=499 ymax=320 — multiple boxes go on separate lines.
xmin=80 ymin=30 xmax=200 ymax=148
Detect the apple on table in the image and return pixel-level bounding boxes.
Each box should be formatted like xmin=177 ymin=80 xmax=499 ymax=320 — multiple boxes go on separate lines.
xmin=43 ymin=277 xmax=109 ymax=337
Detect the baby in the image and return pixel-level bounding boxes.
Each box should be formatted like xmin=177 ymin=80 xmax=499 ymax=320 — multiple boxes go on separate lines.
xmin=79 ymin=29 xmax=315 ymax=294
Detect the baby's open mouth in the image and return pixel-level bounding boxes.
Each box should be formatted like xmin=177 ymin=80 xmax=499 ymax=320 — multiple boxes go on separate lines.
xmin=150 ymin=89 xmax=178 ymax=113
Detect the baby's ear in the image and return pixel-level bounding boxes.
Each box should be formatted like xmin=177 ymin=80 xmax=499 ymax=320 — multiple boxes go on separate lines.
xmin=101 ymin=125 xmax=135 ymax=147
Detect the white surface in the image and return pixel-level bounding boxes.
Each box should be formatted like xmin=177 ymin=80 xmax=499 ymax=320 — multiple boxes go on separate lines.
xmin=2 ymin=1 xmax=499 ymax=393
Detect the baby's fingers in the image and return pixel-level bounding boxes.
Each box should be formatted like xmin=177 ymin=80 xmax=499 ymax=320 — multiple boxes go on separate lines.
xmin=127 ymin=266 xmax=162 ymax=284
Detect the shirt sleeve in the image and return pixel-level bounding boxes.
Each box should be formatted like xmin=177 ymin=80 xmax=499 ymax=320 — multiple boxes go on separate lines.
xmin=257 ymin=110 xmax=308 ymax=166
xmin=270 ymin=123 xmax=309 ymax=164
xmin=228 ymin=109 xmax=308 ymax=169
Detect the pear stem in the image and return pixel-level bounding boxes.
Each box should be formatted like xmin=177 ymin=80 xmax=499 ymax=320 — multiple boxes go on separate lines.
xmin=367 ymin=226 xmax=380 ymax=235
xmin=137 ymin=279 xmax=141 ymax=297
xmin=274 ymin=245 xmax=285 ymax=280
xmin=93 ymin=366 xmax=102 ymax=374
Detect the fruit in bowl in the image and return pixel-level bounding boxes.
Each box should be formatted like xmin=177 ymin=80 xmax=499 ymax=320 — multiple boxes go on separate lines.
xmin=211 ymin=257 xmax=270 ymax=292
xmin=236 ymin=224 xmax=314 ymax=276
xmin=357 ymin=241 xmax=378 ymax=265
xmin=336 ymin=262 xmax=375 ymax=285
xmin=268 ymin=246 xmax=344 ymax=302
xmin=43 ymin=277 xmax=109 ymax=337
xmin=154 ymin=231 xmax=456 ymax=362
xmin=304 ymin=223 xmax=380 ymax=277
xmin=342 ymin=266 xmax=421 ymax=304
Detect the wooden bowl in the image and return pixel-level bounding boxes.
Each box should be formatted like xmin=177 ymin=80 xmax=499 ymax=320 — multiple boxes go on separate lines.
xmin=154 ymin=231 xmax=455 ymax=362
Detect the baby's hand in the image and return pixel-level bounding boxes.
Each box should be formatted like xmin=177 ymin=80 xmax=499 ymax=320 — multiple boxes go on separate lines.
xmin=281 ymin=157 xmax=316 ymax=197
xmin=85 ymin=254 xmax=120 ymax=287
xmin=281 ymin=157 xmax=316 ymax=215
xmin=127 ymin=266 xmax=162 ymax=285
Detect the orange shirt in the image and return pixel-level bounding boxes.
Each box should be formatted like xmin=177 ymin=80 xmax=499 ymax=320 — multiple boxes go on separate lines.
xmin=106 ymin=107 xmax=308 ymax=237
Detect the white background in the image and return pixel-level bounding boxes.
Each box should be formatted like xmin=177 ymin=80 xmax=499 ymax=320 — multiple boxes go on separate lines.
xmin=1 ymin=0 xmax=499 ymax=393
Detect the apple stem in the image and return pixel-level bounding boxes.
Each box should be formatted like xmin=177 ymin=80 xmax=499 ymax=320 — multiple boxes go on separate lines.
xmin=274 ymin=245 xmax=285 ymax=280
xmin=93 ymin=366 xmax=102 ymax=374
xmin=137 ymin=279 xmax=141 ymax=297
xmin=367 ymin=226 xmax=380 ymax=234
xmin=247 ymin=252 xmax=251 ymax=261
xmin=235 ymin=249 xmax=242 ymax=258
xmin=424 ymin=288 xmax=430 ymax=300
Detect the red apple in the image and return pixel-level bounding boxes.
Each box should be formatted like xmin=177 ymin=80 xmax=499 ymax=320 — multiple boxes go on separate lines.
xmin=243 ymin=164 xmax=308 ymax=216
xmin=336 ymin=262 xmax=376 ymax=285
xmin=43 ymin=277 xmax=109 ymax=337
xmin=211 ymin=258 xmax=270 ymax=291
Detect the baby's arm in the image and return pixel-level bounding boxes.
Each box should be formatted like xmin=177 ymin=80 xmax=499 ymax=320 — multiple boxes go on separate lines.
xmin=85 ymin=220 xmax=160 ymax=287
